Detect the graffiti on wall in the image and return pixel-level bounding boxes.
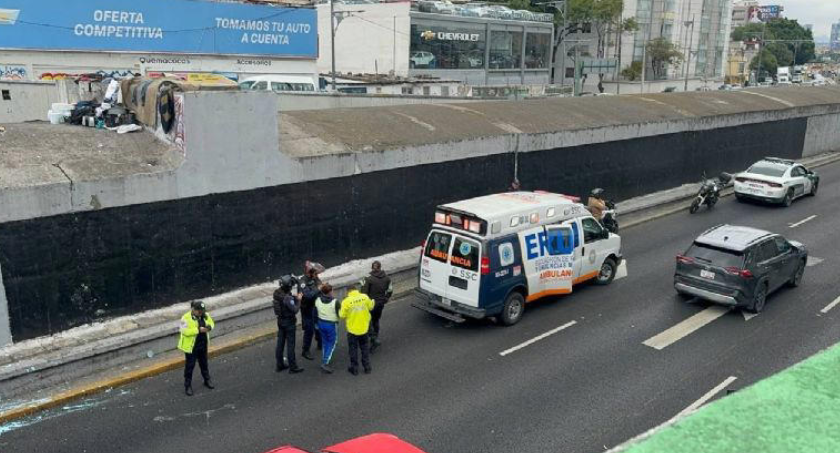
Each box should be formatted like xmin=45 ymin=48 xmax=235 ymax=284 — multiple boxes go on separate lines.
xmin=0 ymin=64 xmax=27 ymax=80
xmin=173 ymin=93 xmax=186 ymax=156
xmin=38 ymin=69 xmax=135 ymax=81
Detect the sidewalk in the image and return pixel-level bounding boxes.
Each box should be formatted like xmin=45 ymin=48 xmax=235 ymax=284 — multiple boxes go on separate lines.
xmin=2 ymin=151 xmax=839 ymax=424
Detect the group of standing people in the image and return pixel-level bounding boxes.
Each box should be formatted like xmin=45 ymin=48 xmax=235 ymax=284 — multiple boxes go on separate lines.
xmin=273 ymin=260 xmax=393 ymax=376
xmin=177 ymin=260 xmax=393 ymax=395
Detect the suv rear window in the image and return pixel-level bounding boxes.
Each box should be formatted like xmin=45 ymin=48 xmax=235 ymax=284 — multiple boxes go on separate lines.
xmin=450 ymin=237 xmax=479 ymax=272
xmin=686 ymin=243 xmax=744 ymax=268
xmin=747 ymin=163 xmax=787 ymax=178
xmin=425 ymin=231 xmax=452 ymax=263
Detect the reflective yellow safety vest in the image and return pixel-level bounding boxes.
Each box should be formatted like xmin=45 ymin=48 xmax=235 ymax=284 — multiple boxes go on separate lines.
xmin=177 ymin=312 xmax=215 ymax=354
xmin=339 ymin=290 xmax=375 ymax=336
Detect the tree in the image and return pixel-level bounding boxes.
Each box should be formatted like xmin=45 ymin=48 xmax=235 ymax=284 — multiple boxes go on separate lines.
xmin=646 ymin=38 xmax=683 ymax=80
xmin=749 ymin=49 xmax=778 ymax=79
xmin=731 ymin=18 xmax=815 ymax=67
xmin=620 ymin=61 xmax=642 ymax=81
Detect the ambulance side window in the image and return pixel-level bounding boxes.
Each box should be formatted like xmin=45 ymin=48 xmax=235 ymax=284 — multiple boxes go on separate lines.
xmin=424 ymin=232 xmax=452 ymax=263
xmin=581 ymin=218 xmax=605 ymax=243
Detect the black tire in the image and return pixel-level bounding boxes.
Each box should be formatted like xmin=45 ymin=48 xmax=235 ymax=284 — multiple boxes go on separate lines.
xmin=689 ymin=198 xmax=700 ymax=214
xmin=500 ymin=291 xmax=525 ymax=326
xmin=788 ymin=260 xmax=806 ymax=287
xmin=735 ymin=194 xmax=746 ymax=203
xmin=810 ymin=181 xmax=819 ymax=196
xmin=676 ymin=291 xmax=694 ymax=302
xmin=595 ymin=258 xmax=617 ymax=286
xmin=782 ymin=189 xmax=794 ymax=207
xmin=748 ymin=282 xmax=768 ymax=313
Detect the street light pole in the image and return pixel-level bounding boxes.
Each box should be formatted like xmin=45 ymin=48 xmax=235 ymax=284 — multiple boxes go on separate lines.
xmin=561 ymin=0 xmax=568 ymax=86
xmin=684 ymin=15 xmax=695 ymax=92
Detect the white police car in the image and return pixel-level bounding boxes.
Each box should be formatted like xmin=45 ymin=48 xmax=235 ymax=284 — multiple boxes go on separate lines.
xmin=413 ymin=191 xmax=623 ymax=326
xmin=734 ymin=157 xmax=820 ymax=207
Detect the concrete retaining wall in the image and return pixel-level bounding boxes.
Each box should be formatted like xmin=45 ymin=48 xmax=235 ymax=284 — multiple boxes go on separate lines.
xmin=803 ymin=113 xmax=840 ymax=157
xmin=0 ymin=80 xmax=61 ymax=123
xmin=3 ymin=88 xmax=840 ymax=341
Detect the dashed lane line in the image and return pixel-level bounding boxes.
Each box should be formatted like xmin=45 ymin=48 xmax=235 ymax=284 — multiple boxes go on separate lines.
xmin=820 ymin=295 xmax=840 ymax=314
xmin=789 ymin=215 xmax=817 ymax=228
xmin=807 ymin=256 xmax=824 ymax=267
xmin=499 ymin=321 xmax=577 ymax=357
xmin=643 ymin=306 xmax=731 ymax=350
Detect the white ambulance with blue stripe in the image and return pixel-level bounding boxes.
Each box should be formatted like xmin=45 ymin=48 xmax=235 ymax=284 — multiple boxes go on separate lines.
xmin=413 ymin=191 xmax=623 ymax=325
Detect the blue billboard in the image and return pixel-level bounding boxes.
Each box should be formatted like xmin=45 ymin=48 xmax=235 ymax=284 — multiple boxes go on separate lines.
xmin=0 ymin=0 xmax=317 ymax=58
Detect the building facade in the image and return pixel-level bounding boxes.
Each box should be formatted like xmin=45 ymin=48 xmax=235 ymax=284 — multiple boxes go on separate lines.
xmin=832 ymin=22 xmax=840 ymax=51
xmin=317 ymin=1 xmax=554 ymax=86
xmin=0 ymin=0 xmax=318 ymax=83
xmin=559 ymin=0 xmax=732 ymax=91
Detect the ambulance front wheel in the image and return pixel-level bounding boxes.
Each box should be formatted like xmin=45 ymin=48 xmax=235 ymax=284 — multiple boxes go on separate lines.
xmin=595 ymin=258 xmax=617 ymax=286
xmin=500 ymin=292 xmax=525 ymax=326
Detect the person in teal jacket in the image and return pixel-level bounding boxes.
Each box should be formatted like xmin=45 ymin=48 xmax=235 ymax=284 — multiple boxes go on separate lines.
xmin=178 ymin=301 xmax=215 ymax=396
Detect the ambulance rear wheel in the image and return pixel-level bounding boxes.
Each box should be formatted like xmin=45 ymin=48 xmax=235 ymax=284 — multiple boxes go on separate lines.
xmin=595 ymin=258 xmax=617 ymax=286
xmin=500 ymin=292 xmax=525 ymax=326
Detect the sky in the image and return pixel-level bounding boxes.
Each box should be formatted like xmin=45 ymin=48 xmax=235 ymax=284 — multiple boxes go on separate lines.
xmin=773 ymin=0 xmax=839 ymax=41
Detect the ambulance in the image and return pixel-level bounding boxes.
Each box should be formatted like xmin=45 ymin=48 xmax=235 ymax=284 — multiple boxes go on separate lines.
xmin=413 ymin=191 xmax=623 ymax=325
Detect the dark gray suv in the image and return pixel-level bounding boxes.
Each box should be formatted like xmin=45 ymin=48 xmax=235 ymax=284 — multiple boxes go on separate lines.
xmin=674 ymin=225 xmax=808 ymax=313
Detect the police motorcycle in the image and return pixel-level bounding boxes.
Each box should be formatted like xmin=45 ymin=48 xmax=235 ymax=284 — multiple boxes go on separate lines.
xmin=589 ymin=188 xmax=619 ymax=233
xmin=689 ymin=172 xmax=733 ymax=214
xmin=602 ymin=199 xmax=619 ymax=234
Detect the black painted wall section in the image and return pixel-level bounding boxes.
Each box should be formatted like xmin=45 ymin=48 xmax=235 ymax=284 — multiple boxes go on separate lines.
xmin=0 ymin=118 xmax=807 ymax=340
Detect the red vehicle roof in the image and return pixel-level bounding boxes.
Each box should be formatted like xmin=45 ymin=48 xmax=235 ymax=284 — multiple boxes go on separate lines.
xmin=322 ymin=433 xmax=427 ymax=453
xmin=264 ymin=447 xmax=312 ymax=453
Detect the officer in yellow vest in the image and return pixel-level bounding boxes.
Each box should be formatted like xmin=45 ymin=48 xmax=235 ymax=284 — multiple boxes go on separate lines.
xmin=178 ymin=301 xmax=215 ymax=396
xmin=339 ymin=283 xmax=375 ymax=375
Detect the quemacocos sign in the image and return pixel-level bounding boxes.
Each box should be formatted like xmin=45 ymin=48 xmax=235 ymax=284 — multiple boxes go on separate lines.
xmin=421 ymin=30 xmax=480 ymax=42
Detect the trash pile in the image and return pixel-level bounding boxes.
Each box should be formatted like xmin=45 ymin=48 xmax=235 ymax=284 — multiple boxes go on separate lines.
xmin=48 ymin=76 xmax=143 ymax=134
xmin=46 ymin=72 xmax=238 ymax=135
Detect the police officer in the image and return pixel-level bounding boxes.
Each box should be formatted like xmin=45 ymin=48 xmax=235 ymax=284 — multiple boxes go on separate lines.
xmin=361 ymin=261 xmax=393 ymax=353
xmin=178 ymin=301 xmax=215 ymax=396
xmin=300 ymin=261 xmax=324 ymax=360
xmin=274 ymin=276 xmax=304 ymax=374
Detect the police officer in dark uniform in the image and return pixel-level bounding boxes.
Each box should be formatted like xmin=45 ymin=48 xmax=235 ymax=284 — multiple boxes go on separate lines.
xmin=300 ymin=262 xmax=324 ymax=360
xmin=274 ymin=276 xmax=304 ymax=374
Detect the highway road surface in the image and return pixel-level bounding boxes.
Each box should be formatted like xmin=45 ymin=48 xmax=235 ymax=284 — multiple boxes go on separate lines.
xmin=3 ymin=160 xmax=840 ymax=453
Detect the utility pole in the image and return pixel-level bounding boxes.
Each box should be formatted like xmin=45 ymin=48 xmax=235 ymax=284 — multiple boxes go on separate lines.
xmin=641 ymin=17 xmax=651 ymax=93
xmin=683 ymin=14 xmax=695 ymax=92
xmin=330 ymin=0 xmax=337 ymax=91
xmin=393 ymin=15 xmax=397 ymax=74
xmin=561 ymin=0 xmax=568 ymax=86
xmin=756 ymin=21 xmax=766 ymax=85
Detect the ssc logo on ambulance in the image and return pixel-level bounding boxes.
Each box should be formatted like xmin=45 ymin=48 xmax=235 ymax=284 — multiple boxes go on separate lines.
xmin=459 ymin=242 xmax=472 ymax=256
xmin=499 ymin=243 xmax=515 ymax=267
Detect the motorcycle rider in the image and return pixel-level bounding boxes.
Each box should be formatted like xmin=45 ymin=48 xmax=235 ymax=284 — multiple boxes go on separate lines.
xmin=587 ymin=188 xmax=607 ymax=221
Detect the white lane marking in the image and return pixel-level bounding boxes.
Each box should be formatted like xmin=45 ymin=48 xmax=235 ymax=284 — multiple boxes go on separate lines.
xmin=789 ymin=215 xmax=817 ymax=228
xmin=820 ymin=295 xmax=840 ymax=314
xmin=615 ymin=260 xmax=628 ymax=281
xmin=742 ymin=311 xmax=759 ymax=321
xmin=807 ymin=256 xmax=824 ymax=267
xmin=643 ymin=306 xmax=731 ymax=350
xmin=604 ymin=376 xmax=738 ymax=453
xmin=499 ymin=321 xmax=577 ymax=357
xmin=676 ymin=376 xmax=739 ymax=418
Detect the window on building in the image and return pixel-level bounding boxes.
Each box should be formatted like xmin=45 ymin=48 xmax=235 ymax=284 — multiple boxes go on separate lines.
xmin=423 ymin=86 xmax=431 ymax=95
xmin=525 ymin=32 xmax=551 ymax=69
xmin=441 ymin=85 xmax=449 ymax=96
xmin=410 ymin=24 xmax=486 ymax=70
xmin=489 ymin=30 xmax=523 ymax=70
xmin=402 ymin=86 xmax=412 ymax=95
xmin=1 ymin=90 xmax=9 ymax=101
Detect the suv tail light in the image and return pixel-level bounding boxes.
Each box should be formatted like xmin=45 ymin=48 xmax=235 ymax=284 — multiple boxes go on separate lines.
xmin=480 ymin=256 xmax=491 ymax=275
xmin=766 ymin=182 xmax=782 ymax=188
xmin=725 ymin=267 xmax=753 ymax=278
xmin=676 ymin=255 xmax=694 ymax=264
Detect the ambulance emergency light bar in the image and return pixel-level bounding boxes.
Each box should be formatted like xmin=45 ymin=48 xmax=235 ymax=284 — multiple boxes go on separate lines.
xmin=434 ymin=210 xmax=487 ymax=235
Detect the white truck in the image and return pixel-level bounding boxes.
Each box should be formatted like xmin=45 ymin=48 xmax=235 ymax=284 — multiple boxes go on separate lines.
xmin=777 ymin=67 xmax=791 ymax=85
xmin=792 ymin=65 xmax=806 ymax=84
